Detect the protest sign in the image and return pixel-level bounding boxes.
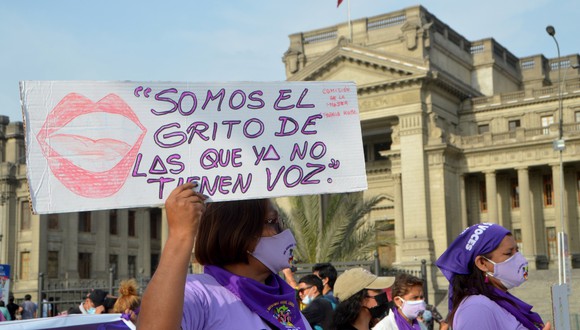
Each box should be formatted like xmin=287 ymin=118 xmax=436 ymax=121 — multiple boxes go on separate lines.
xmin=0 ymin=314 xmax=135 ymax=329
xmin=21 ymin=81 xmax=367 ymax=214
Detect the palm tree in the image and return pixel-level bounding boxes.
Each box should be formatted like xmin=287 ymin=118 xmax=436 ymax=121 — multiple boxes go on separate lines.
xmin=277 ymin=192 xmax=393 ymax=263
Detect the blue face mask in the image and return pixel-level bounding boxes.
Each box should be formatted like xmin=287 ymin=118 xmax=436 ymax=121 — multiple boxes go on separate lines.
xmin=87 ymin=307 xmax=96 ymax=314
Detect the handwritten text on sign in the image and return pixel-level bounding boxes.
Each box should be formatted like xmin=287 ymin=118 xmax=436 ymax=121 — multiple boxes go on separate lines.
xmin=21 ymin=81 xmax=367 ymax=214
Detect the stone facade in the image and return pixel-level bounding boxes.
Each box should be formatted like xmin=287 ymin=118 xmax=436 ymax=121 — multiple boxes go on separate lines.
xmin=0 ymin=117 xmax=163 ymax=300
xmin=283 ymin=5 xmax=580 ymax=306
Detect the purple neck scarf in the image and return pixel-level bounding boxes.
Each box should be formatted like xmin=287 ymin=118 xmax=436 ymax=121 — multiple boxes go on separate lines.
xmin=204 ymin=265 xmax=307 ymax=330
xmin=491 ymin=286 xmax=544 ymax=330
xmin=392 ymin=307 xmax=422 ymax=330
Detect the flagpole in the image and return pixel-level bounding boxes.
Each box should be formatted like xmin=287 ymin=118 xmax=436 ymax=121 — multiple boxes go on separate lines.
xmin=347 ymin=0 xmax=352 ymax=41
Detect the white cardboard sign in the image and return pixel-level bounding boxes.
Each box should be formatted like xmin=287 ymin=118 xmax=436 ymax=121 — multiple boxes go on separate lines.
xmin=21 ymin=81 xmax=367 ymax=214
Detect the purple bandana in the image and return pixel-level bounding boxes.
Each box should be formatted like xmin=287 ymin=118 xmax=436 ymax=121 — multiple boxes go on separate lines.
xmin=204 ymin=265 xmax=307 ymax=330
xmin=491 ymin=287 xmax=544 ymax=329
xmin=393 ymin=307 xmax=422 ymax=330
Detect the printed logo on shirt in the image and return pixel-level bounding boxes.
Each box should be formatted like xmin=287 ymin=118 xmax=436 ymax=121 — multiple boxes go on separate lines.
xmin=268 ymin=300 xmax=299 ymax=329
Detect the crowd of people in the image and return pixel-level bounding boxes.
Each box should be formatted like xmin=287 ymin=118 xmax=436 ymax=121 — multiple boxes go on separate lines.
xmin=0 ymin=278 xmax=141 ymax=324
xmin=134 ymin=183 xmax=549 ymax=330
xmin=0 ymin=184 xmax=551 ymax=329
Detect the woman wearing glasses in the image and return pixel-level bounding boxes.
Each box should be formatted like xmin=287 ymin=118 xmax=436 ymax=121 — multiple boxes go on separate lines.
xmin=138 ymin=182 xmax=311 ymax=330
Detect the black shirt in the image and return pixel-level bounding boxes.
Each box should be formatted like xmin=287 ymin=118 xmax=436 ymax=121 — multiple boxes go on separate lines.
xmin=302 ymin=295 xmax=334 ymax=330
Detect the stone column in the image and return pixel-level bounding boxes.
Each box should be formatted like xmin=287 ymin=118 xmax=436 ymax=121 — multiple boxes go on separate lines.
xmin=138 ymin=209 xmax=152 ymax=276
xmin=517 ymin=167 xmax=535 ymax=265
xmin=460 ymin=174 xmax=468 ymax=229
xmin=393 ymin=174 xmax=404 ymax=264
xmin=484 ymin=171 xmax=498 ymax=223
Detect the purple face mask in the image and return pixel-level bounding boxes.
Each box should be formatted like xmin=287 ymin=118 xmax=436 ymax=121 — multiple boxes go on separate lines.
xmin=397 ymin=298 xmax=426 ymax=320
xmin=250 ymin=229 xmax=297 ymax=274
xmin=483 ymin=252 xmax=528 ymax=289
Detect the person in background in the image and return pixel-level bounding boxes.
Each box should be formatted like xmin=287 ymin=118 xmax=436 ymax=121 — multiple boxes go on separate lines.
xmin=19 ymin=294 xmax=37 ymax=319
xmin=436 ymin=223 xmax=550 ymax=330
xmin=6 ymin=296 xmax=18 ymax=321
xmin=67 ymin=289 xmax=107 ymax=315
xmin=0 ymin=301 xmax=10 ymax=321
xmin=138 ymin=183 xmax=311 ymax=329
xmin=298 ymin=274 xmax=333 ymax=329
xmin=113 ymin=278 xmax=141 ymax=323
xmin=332 ymin=268 xmax=395 ymax=330
xmin=372 ymin=273 xmax=425 ymax=330
xmin=312 ymin=263 xmax=338 ymax=306
xmin=41 ymin=293 xmax=52 ymax=317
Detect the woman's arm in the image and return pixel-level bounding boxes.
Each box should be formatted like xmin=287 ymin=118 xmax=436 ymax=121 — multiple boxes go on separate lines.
xmin=137 ymin=183 xmax=206 ymax=330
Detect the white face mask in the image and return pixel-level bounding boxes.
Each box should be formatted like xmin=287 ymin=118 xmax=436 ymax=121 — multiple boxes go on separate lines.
xmin=483 ymin=252 xmax=528 ymax=289
xmin=250 ymin=229 xmax=297 ymax=274
xmin=301 ymin=294 xmax=313 ymax=305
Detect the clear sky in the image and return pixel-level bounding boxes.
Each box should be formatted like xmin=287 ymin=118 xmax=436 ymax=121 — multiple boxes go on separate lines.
xmin=1 ymin=0 xmax=578 ymax=123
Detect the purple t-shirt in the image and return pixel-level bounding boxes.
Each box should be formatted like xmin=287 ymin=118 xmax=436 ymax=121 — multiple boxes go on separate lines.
xmin=181 ymin=273 xmax=312 ymax=330
xmin=454 ymin=295 xmax=527 ymax=330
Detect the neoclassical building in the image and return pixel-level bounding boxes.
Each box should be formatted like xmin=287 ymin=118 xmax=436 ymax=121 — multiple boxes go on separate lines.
xmin=283 ymin=5 xmax=580 ymax=303
xmin=0 ymin=117 xmax=163 ymax=299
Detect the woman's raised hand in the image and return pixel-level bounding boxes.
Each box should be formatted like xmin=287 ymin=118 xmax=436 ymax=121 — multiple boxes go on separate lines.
xmin=165 ymin=182 xmax=207 ymax=243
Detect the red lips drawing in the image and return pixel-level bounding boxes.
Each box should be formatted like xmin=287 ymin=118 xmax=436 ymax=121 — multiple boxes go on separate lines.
xmin=36 ymin=93 xmax=146 ymax=198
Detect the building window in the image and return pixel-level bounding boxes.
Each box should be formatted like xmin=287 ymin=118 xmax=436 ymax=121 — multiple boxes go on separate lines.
xmin=513 ymin=229 xmax=523 ymax=254
xmin=109 ymin=254 xmax=118 ymax=280
xmin=48 ymin=214 xmax=59 ymax=230
xmin=79 ymin=212 xmax=91 ymax=232
xmin=508 ymin=120 xmax=521 ymax=131
xmin=479 ymin=180 xmax=487 ymax=212
xmin=577 ymin=172 xmax=580 ymax=204
xmin=478 ymin=124 xmax=489 ymax=134
xmin=19 ymin=251 xmax=30 ymax=280
xmin=541 ymin=115 xmax=553 ymax=135
xmin=128 ymin=255 xmax=137 ymax=279
xmin=543 ymin=175 xmax=553 ymax=206
xmin=151 ymin=253 xmax=160 ymax=275
xmin=546 ymin=227 xmax=557 ymax=261
xmin=575 ymin=111 xmax=580 ymax=123
xmin=109 ymin=210 xmax=118 ymax=235
xmin=78 ymin=253 xmax=91 ymax=279
xmin=511 ymin=178 xmax=520 ymax=209
xmin=373 ymin=142 xmax=390 ymax=161
xmin=47 ymin=251 xmax=59 ymax=278
xmin=150 ymin=209 xmax=161 ymax=240
xmin=21 ymin=201 xmax=31 ymax=231
xmin=128 ymin=211 xmax=136 ymax=237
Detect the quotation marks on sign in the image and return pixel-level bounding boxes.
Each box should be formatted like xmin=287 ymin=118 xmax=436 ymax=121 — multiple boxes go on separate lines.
xmin=134 ymin=86 xmax=152 ymax=98
xmin=328 ymin=158 xmax=340 ymax=169
xmin=327 ymin=158 xmax=340 ymax=183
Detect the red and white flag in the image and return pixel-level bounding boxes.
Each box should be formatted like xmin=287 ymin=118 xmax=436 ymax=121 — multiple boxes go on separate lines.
xmin=337 ymin=0 xmax=343 ymax=7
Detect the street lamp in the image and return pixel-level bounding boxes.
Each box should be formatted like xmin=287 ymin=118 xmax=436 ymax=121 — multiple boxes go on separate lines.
xmin=546 ymin=25 xmax=571 ymax=286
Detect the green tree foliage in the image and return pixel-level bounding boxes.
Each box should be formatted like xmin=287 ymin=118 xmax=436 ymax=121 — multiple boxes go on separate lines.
xmin=278 ymin=193 xmax=393 ymax=263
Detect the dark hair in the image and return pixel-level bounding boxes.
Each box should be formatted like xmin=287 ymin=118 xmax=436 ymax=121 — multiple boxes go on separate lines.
xmin=312 ymin=263 xmax=337 ymax=289
xmin=299 ymin=274 xmax=323 ymax=294
xmin=391 ymin=273 xmax=424 ymax=298
xmin=103 ymin=297 xmax=118 ymax=311
xmin=9 ymin=296 xmax=14 ymax=303
xmin=332 ymin=290 xmax=366 ymax=328
xmin=195 ymin=199 xmax=269 ymax=266
xmin=24 ymin=294 xmax=32 ymax=300
xmin=0 ymin=301 xmax=4 ymax=307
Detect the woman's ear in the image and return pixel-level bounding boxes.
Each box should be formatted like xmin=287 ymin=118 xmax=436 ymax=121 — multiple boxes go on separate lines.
xmin=474 ymin=256 xmax=490 ymax=273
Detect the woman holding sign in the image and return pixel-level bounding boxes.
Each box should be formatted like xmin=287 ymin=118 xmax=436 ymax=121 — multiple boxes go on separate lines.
xmin=138 ymin=182 xmax=311 ymax=330
xmin=435 ymin=223 xmax=550 ymax=330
